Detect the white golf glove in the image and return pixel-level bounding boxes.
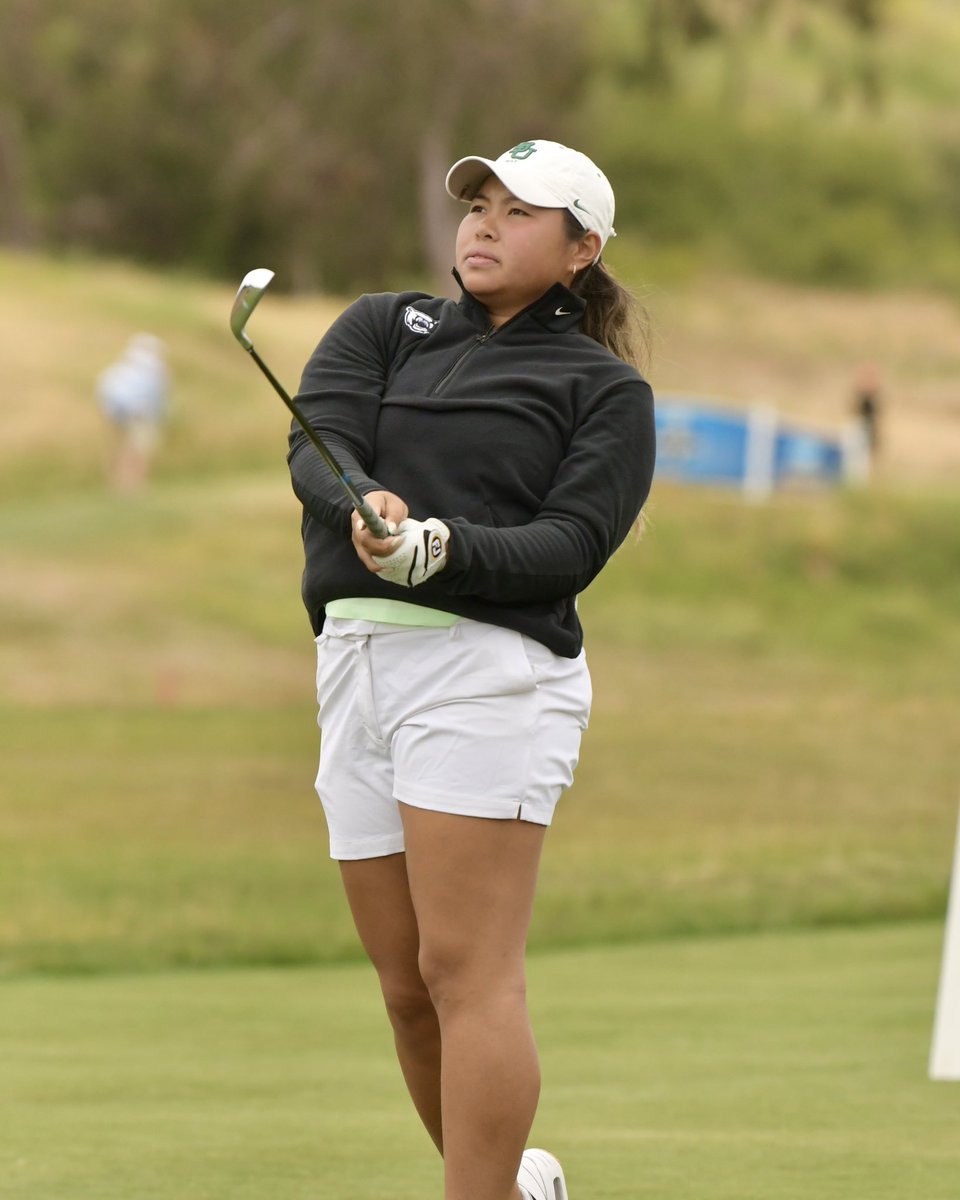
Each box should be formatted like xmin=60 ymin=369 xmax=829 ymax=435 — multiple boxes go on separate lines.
xmin=373 ymin=517 xmax=450 ymax=587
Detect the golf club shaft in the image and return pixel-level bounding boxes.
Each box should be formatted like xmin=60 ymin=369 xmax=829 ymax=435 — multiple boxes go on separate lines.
xmin=245 ymin=345 xmax=391 ymax=540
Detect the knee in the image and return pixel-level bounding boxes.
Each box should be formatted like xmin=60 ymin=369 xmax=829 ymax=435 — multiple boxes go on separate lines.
xmin=379 ymin=967 xmax=437 ymax=1037
xmin=417 ymin=940 xmax=525 ymax=1015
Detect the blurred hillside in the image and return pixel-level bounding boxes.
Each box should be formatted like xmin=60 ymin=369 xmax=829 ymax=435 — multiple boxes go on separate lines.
xmin=1 ymin=1 xmax=960 ymax=295
xmin=1 ymin=248 xmax=957 ymax=503
xmin=592 ymin=0 xmax=960 ymax=294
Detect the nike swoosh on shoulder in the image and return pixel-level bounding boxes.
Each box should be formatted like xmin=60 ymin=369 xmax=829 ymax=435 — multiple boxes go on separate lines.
xmin=555 ymin=307 xmax=572 ymax=316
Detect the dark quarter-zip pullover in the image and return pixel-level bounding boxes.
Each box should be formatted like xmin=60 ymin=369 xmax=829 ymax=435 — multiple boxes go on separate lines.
xmin=288 ymin=281 xmax=656 ymax=657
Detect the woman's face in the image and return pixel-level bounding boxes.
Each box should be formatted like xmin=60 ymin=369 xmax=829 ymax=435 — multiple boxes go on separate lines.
xmin=455 ymin=174 xmax=598 ymax=326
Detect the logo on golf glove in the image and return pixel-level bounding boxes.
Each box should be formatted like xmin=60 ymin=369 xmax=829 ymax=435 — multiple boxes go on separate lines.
xmin=373 ymin=517 xmax=450 ymax=588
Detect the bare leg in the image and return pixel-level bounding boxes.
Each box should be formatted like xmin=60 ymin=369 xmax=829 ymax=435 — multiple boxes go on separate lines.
xmin=339 ymin=854 xmax=444 ymax=1152
xmin=400 ymin=804 xmax=546 ymax=1200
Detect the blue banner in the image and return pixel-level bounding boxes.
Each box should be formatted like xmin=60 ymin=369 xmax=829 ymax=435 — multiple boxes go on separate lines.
xmin=654 ymin=397 xmax=857 ymax=494
xmin=654 ymin=401 xmax=749 ymax=486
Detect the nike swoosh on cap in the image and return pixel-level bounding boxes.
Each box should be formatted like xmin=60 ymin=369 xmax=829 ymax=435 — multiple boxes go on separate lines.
xmin=555 ymin=307 xmax=572 ymax=316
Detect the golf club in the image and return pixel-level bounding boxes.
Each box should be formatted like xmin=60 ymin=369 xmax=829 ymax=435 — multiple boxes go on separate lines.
xmin=229 ymin=268 xmax=391 ymax=540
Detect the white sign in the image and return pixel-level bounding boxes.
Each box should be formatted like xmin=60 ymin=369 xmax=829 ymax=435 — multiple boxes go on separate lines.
xmin=930 ymin=803 xmax=960 ymax=1080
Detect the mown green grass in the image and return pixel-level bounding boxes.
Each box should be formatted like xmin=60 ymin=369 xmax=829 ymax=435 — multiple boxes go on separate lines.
xmin=1 ymin=923 xmax=958 ymax=1199
xmin=1 ymin=474 xmax=957 ymax=975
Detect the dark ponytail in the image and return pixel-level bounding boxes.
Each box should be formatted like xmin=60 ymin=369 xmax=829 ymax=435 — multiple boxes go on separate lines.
xmin=564 ymin=211 xmax=652 ymax=538
xmin=564 ymin=211 xmax=651 ymax=372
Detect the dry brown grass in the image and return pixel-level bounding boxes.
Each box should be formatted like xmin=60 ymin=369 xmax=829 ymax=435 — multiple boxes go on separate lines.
xmin=0 ymin=250 xmax=346 ymax=484
xmin=644 ymin=273 xmax=960 ymax=481
xmin=2 ymin=249 xmax=958 ymax=487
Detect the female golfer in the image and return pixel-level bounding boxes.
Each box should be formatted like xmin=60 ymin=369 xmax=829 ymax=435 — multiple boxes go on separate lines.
xmin=288 ymin=139 xmax=655 ymax=1200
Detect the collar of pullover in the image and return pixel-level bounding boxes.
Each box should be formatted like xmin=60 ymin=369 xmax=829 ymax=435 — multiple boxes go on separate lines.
xmin=451 ymin=269 xmax=586 ymax=336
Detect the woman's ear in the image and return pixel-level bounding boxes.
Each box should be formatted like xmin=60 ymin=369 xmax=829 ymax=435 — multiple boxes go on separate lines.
xmin=572 ymin=231 xmax=602 ymax=274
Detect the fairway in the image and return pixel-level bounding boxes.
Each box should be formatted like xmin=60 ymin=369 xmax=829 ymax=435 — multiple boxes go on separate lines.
xmin=1 ymin=922 xmax=958 ymax=1200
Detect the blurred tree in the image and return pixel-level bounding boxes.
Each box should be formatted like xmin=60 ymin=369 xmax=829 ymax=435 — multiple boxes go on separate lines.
xmin=0 ymin=0 xmax=587 ymax=292
xmin=212 ymin=0 xmax=588 ymax=291
xmin=364 ymin=0 xmax=589 ymax=288
xmin=785 ymin=0 xmax=888 ymax=111
xmin=606 ymin=0 xmax=887 ymax=111
xmin=0 ymin=109 xmax=33 ymax=245
xmin=5 ymin=0 xmax=955 ymax=298
xmin=0 ymin=0 xmax=45 ymax=245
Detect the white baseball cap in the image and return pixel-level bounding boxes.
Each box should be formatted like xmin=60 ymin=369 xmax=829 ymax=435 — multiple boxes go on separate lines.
xmin=445 ymin=139 xmax=617 ymax=255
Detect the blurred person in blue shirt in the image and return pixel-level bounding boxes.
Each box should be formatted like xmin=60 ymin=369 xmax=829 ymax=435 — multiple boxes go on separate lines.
xmin=97 ymin=333 xmax=169 ymax=492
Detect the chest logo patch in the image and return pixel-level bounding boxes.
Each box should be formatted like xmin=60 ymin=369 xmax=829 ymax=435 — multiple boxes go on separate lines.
xmin=404 ymin=306 xmax=437 ymax=336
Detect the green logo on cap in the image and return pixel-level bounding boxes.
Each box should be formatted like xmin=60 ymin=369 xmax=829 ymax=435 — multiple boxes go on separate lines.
xmin=508 ymin=141 xmax=537 ymax=161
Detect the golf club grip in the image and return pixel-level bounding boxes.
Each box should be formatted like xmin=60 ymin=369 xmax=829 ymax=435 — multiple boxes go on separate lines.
xmin=353 ymin=495 xmax=392 ymax=541
xmin=247 ymin=347 xmax=391 ymax=540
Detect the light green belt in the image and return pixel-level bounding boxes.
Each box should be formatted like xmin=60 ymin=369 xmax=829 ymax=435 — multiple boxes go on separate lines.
xmin=326 ymin=598 xmax=461 ymax=627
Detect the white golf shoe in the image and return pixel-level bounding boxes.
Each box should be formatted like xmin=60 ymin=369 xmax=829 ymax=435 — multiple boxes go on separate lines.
xmin=517 ymin=1148 xmax=568 ymax=1200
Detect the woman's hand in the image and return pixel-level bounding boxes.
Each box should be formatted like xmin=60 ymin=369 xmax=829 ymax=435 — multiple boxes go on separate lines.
xmin=373 ymin=518 xmax=451 ymax=587
xmin=351 ymin=490 xmax=409 ymax=572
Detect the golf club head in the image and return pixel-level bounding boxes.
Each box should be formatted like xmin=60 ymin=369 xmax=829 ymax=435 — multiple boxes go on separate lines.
xmin=230 ymin=267 xmax=275 ymax=350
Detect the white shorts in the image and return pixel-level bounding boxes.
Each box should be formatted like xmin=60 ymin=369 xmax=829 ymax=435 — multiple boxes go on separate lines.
xmin=313 ymin=616 xmax=592 ymax=860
